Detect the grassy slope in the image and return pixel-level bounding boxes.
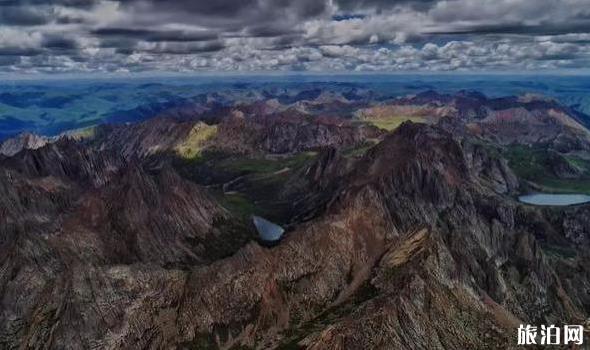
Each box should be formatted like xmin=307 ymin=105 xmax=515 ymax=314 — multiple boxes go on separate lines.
xmin=175 ymin=123 xmax=218 ymax=159
xmin=217 ymin=152 xmax=317 ymax=174
xmin=217 ymin=152 xmax=317 ymax=221
xmin=503 ymin=145 xmax=590 ymax=194
xmin=176 ymin=150 xmax=318 ymax=222
xmin=365 ymin=116 xmax=426 ymax=131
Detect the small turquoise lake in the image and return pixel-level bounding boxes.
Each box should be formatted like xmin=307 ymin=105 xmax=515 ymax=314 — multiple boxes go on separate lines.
xmin=519 ymin=193 xmax=590 ymax=206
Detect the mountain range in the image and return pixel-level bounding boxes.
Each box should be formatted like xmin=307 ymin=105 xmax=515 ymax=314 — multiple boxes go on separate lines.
xmin=4 ymin=75 xmax=590 ymax=142
xmin=1 ymin=88 xmax=590 ymax=349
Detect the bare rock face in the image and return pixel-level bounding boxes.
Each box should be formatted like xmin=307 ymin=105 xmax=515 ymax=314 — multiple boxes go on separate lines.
xmin=215 ymin=110 xmax=383 ymax=155
xmin=95 ymin=118 xmax=202 ymax=159
xmin=561 ymin=205 xmax=590 ymax=246
xmin=0 ymin=134 xmax=255 ymax=349
xmin=1 ymin=118 xmax=590 ymax=349
xmin=0 ymin=132 xmax=49 ymax=157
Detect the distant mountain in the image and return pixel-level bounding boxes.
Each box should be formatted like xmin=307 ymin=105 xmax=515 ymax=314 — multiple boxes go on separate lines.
xmin=4 ymin=75 xmax=590 ymax=142
xmin=360 ymin=90 xmax=590 ymax=152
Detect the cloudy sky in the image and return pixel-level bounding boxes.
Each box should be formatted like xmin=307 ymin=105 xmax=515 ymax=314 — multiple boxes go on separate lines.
xmin=1 ymin=0 xmax=590 ymax=74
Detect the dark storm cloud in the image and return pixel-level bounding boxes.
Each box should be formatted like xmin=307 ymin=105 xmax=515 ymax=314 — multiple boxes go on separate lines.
xmin=41 ymin=35 xmax=78 ymax=50
xmin=244 ymin=25 xmax=302 ymax=38
xmin=427 ymin=22 xmax=590 ymax=36
xmin=130 ymin=0 xmax=328 ymax=18
xmin=335 ymin=0 xmax=438 ymax=12
xmin=0 ymin=47 xmax=42 ymax=56
xmin=102 ymin=0 xmax=327 ymax=31
xmin=137 ymin=0 xmax=258 ymax=17
xmin=0 ymin=6 xmax=52 ymax=26
xmin=92 ymin=28 xmax=219 ymax=42
xmin=0 ymin=0 xmax=97 ymax=8
xmin=92 ymin=28 xmax=155 ymax=37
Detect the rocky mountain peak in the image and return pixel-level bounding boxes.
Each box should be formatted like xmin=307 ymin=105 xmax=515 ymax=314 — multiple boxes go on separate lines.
xmin=0 ymin=132 xmax=49 ymax=157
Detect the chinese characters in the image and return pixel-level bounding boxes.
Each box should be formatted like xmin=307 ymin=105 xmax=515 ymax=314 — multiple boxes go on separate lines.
xmin=518 ymin=324 xmax=584 ymax=346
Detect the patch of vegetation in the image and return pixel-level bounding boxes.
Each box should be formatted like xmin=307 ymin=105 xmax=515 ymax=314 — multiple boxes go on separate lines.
xmin=565 ymin=155 xmax=590 ymax=172
xmin=67 ymin=125 xmax=97 ymax=139
xmin=171 ymin=149 xmax=232 ymax=186
xmin=364 ymin=116 xmax=426 ymax=131
xmin=220 ymin=192 xmax=259 ymax=219
xmin=535 ymin=178 xmax=590 ymax=194
xmin=217 ymin=152 xmax=317 ymax=175
xmin=503 ymin=145 xmax=550 ymax=181
xmin=541 ymin=243 xmax=577 ymax=260
xmin=176 ymin=123 xmax=218 ymax=159
xmin=174 ymin=150 xmax=320 ymax=224
xmin=503 ymin=145 xmax=590 ymax=194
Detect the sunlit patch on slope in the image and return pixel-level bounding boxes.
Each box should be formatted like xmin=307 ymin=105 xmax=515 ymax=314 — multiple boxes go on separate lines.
xmin=174 ymin=122 xmax=217 ymax=159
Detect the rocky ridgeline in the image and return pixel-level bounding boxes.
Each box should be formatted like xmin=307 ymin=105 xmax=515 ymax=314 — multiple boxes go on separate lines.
xmin=214 ymin=110 xmax=384 ymax=154
xmin=0 ymin=132 xmax=50 ymax=157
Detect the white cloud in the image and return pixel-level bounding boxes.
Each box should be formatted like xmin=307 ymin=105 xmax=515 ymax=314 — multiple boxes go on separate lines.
xmin=0 ymin=28 xmax=43 ymax=49
xmin=2 ymin=0 xmax=590 ymax=73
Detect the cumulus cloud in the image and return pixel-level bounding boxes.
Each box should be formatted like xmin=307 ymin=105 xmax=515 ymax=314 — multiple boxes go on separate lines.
xmin=1 ymin=0 xmax=590 ymax=74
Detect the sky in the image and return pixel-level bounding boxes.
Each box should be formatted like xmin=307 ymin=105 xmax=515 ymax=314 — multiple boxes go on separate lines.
xmin=1 ymin=0 xmax=590 ymax=75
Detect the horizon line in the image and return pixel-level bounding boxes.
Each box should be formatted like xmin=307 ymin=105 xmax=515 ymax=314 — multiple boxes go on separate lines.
xmin=4 ymin=69 xmax=590 ymax=81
